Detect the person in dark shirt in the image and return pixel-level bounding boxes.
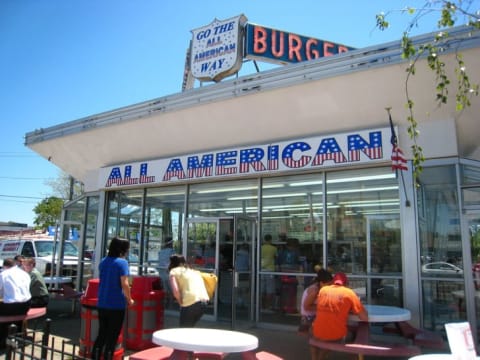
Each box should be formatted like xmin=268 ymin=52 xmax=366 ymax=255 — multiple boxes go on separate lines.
xmin=91 ymin=237 xmax=134 ymax=360
xmin=22 ymin=257 xmax=49 ymax=308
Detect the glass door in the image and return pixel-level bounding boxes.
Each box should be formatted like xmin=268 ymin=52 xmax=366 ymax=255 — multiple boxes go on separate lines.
xmin=185 ymin=216 xmax=256 ymax=328
xmin=231 ymin=216 xmax=256 ymax=329
xmin=185 ymin=218 xmax=218 ymax=319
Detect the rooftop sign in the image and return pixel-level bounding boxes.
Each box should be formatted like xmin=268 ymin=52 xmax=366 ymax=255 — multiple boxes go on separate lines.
xmin=187 ymin=15 xmax=355 ymax=83
xmin=190 ymin=14 xmax=247 ymax=82
xmin=245 ymin=24 xmax=355 ymax=65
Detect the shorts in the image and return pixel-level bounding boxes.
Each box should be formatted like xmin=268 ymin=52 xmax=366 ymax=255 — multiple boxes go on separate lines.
xmin=261 ymin=274 xmax=275 ymax=294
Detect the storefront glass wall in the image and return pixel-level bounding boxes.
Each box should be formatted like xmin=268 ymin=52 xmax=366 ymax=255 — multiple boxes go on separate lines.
xmin=98 ymin=159 xmax=480 ymax=333
xmin=418 ymin=165 xmax=465 ymax=332
xmin=260 ymin=173 xmax=324 ymax=320
xmin=145 ymin=186 xmax=186 ymax=309
xmin=59 ymin=196 xmax=98 ymax=291
xmin=259 ymin=167 xmax=402 ymax=325
xmin=82 ymin=196 xmax=98 ymax=288
xmin=65 ymin=158 xmax=480 ymax=333
xmin=105 ymin=187 xmax=187 ymax=295
xmin=187 ymin=180 xmax=258 ymax=320
xmin=461 ymin=163 xmax=480 ymax=344
xmin=327 ymin=168 xmax=402 ymax=307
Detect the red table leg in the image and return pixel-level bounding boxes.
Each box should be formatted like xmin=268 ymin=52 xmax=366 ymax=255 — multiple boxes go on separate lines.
xmin=169 ymin=349 xmax=190 ymax=360
xmin=241 ymin=350 xmax=257 ymax=360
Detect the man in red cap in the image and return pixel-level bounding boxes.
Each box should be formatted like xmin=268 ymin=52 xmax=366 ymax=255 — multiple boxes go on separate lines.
xmin=310 ymin=272 xmax=368 ymax=360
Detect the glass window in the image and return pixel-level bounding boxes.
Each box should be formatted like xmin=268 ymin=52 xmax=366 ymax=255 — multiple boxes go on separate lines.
xmin=144 ymin=186 xmax=186 ymax=262
xmin=326 ymin=168 xmax=400 ymax=276
xmin=461 ymin=164 xmax=480 ymax=186
xmin=261 ymin=173 xmax=324 ymax=274
xmin=105 ymin=189 xmax=144 ymax=273
xmin=326 ymin=168 xmax=402 ymax=306
xmin=418 ymin=165 xmax=465 ymax=332
xmin=418 ymin=166 xmax=462 ymax=275
xmin=188 ymin=179 xmax=258 ymax=218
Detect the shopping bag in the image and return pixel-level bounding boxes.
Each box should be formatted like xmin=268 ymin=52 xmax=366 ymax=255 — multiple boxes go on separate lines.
xmin=200 ymin=272 xmax=218 ymax=300
xmin=445 ymin=322 xmax=477 ymax=360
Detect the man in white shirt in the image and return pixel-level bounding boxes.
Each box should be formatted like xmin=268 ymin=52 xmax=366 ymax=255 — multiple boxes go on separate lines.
xmin=0 ymin=258 xmax=32 ymax=348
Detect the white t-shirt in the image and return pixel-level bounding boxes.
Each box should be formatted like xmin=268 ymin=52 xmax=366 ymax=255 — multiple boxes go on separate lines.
xmin=0 ymin=266 xmax=32 ymax=303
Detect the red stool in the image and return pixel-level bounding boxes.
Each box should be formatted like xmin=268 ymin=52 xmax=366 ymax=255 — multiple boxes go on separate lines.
xmin=129 ymin=346 xmax=174 ymax=360
xmin=256 ymin=351 xmax=283 ymax=360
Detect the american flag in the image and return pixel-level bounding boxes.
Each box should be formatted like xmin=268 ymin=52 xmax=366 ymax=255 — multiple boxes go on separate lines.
xmin=388 ymin=111 xmax=408 ymax=172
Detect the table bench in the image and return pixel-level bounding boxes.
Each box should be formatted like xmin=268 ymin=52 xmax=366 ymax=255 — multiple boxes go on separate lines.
xmin=0 ymin=307 xmax=47 ymax=334
xmin=129 ymin=346 xmax=226 ymax=360
xmin=382 ymin=321 xmax=446 ymax=350
xmin=310 ymin=322 xmax=422 ymax=360
xmin=129 ymin=347 xmax=281 ymax=360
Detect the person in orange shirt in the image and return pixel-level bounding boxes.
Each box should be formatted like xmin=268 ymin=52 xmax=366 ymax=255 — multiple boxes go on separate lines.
xmin=311 ymin=272 xmax=368 ymax=360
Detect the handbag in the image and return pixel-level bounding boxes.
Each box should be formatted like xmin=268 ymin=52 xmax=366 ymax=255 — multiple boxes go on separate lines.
xmin=200 ymin=272 xmax=218 ymax=300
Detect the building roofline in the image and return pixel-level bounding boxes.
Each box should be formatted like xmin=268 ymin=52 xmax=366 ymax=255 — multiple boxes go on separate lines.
xmin=25 ymin=25 xmax=480 ymax=146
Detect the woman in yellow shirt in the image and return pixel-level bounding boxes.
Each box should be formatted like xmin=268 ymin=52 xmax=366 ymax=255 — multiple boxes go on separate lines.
xmin=169 ymin=254 xmax=209 ymax=327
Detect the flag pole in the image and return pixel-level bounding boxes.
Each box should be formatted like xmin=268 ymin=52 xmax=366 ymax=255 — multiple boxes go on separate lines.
xmin=386 ymin=107 xmax=411 ymax=207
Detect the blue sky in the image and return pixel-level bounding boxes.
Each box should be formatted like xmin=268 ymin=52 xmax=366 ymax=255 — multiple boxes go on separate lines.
xmin=0 ymin=0 xmax=441 ymax=226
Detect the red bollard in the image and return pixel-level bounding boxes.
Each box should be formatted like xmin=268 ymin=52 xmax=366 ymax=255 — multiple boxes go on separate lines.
xmin=79 ymin=279 xmax=124 ymax=360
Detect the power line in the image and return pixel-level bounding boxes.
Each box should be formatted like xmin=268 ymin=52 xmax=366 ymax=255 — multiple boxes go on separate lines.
xmin=0 ymin=194 xmax=44 ymax=200
xmin=0 ymin=153 xmax=37 ymax=158
xmin=0 ymin=198 xmax=38 ymax=204
xmin=0 ymin=176 xmax=53 ymax=180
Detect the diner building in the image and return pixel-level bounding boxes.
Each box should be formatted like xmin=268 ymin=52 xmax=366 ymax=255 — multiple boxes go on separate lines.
xmin=25 ymin=20 xmax=480 ymax=342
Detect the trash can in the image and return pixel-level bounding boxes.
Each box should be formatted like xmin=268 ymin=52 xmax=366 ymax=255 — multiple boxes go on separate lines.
xmin=126 ymin=276 xmax=164 ymax=350
xmin=79 ymin=279 xmax=124 ymax=359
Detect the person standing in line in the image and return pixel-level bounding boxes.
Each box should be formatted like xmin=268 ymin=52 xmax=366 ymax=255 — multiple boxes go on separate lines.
xmin=299 ymin=268 xmax=333 ymax=334
xmin=14 ymin=255 xmax=25 ymax=267
xmin=311 ymin=272 xmax=368 ymax=360
xmin=157 ymin=237 xmax=175 ymax=305
xmin=168 ymin=254 xmax=209 ymax=327
xmin=0 ymin=258 xmax=32 ymax=348
xmin=260 ymin=234 xmax=277 ymax=311
xmin=22 ymin=257 xmax=49 ymax=308
xmin=92 ymin=237 xmax=134 ymax=360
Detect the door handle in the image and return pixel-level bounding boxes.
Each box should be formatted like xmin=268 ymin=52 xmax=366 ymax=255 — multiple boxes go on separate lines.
xmin=234 ymin=271 xmax=239 ymax=287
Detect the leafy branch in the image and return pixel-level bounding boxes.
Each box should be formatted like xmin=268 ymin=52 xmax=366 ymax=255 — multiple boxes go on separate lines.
xmin=377 ymin=1 xmax=480 ymax=182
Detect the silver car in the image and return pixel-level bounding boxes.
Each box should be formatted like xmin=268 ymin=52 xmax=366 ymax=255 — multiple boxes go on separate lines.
xmin=422 ymin=262 xmax=463 ymax=275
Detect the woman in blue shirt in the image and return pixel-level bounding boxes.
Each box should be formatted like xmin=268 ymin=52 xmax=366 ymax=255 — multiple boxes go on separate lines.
xmin=92 ymin=237 xmax=134 ymax=360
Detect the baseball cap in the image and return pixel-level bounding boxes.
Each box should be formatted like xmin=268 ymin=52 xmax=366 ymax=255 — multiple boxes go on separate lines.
xmin=332 ymin=272 xmax=348 ymax=286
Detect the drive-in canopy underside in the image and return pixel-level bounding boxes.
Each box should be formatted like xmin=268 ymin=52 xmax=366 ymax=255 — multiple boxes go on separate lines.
xmin=25 ymin=27 xmax=480 ymax=188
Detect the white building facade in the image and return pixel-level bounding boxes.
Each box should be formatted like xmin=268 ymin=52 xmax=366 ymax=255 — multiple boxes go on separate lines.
xmin=25 ymin=25 xmax=480 ymax=339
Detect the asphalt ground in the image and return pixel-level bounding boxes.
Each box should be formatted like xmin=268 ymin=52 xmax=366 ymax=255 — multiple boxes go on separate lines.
xmin=2 ymin=298 xmax=446 ymax=360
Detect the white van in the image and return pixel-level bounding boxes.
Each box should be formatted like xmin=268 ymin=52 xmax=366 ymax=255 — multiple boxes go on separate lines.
xmin=0 ymin=238 xmax=83 ymax=278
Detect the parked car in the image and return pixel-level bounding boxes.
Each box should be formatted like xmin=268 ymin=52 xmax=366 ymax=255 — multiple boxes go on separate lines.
xmin=422 ymin=261 xmax=463 ymax=275
xmin=127 ymin=254 xmax=159 ymax=276
xmin=0 ymin=238 xmax=89 ymax=279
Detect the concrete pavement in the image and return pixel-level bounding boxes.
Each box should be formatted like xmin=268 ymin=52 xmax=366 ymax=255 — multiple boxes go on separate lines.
xmin=30 ymin=299 xmax=312 ymax=359
xmin=7 ymin=298 xmax=445 ymax=359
